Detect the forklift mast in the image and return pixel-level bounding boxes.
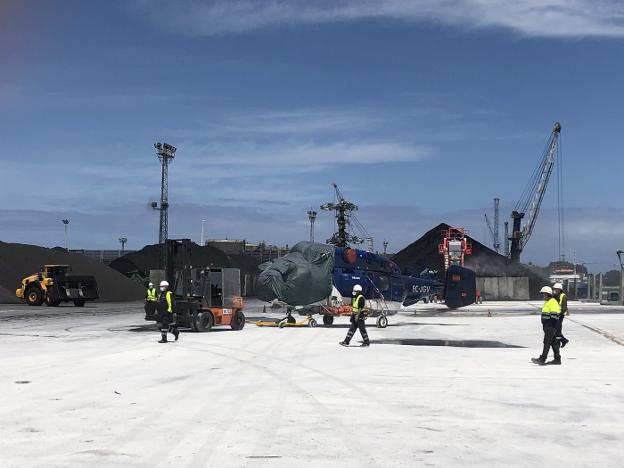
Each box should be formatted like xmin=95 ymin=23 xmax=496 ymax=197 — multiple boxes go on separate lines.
xmin=164 ymin=238 xmax=242 ymax=307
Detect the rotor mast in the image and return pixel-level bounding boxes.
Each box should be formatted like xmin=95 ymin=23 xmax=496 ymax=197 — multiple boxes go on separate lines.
xmin=320 ymin=183 xmax=363 ymax=247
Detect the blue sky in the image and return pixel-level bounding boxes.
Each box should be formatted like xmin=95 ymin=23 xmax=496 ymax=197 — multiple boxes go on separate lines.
xmin=1 ymin=0 xmax=623 ymax=271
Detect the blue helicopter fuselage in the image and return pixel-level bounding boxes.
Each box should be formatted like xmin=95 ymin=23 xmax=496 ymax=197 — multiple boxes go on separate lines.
xmin=332 ymin=247 xmax=442 ymax=306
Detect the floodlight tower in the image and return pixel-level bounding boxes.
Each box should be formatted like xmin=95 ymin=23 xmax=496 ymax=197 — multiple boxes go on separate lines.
xmin=307 ymin=209 xmax=317 ymax=242
xmin=118 ymin=237 xmax=127 ymax=256
xmin=153 ymin=142 xmax=176 ymax=244
xmin=383 ymin=240 xmax=389 ymax=256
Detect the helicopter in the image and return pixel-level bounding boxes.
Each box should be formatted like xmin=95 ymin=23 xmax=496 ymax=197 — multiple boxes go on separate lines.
xmin=256 ymin=184 xmax=476 ymax=327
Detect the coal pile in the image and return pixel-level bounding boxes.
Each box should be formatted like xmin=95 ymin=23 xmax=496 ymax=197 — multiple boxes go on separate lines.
xmin=392 ymin=223 xmax=549 ymax=299
xmin=110 ymin=242 xmax=260 ymax=278
xmin=0 ymin=242 xmax=146 ymax=303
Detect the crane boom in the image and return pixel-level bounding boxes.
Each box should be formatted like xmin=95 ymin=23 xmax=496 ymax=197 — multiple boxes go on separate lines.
xmin=485 ymin=213 xmax=495 ymax=240
xmin=509 ymin=122 xmax=561 ymax=262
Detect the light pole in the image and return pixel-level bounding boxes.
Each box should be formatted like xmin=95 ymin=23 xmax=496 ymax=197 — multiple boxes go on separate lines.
xmin=383 ymin=240 xmax=389 ymax=256
xmin=307 ymin=210 xmax=317 ymax=242
xmin=118 ymin=237 xmax=127 ymax=256
xmin=62 ymin=219 xmax=70 ymax=251
xmin=617 ymin=250 xmax=624 ymax=304
xmin=201 ymin=219 xmax=207 ymax=246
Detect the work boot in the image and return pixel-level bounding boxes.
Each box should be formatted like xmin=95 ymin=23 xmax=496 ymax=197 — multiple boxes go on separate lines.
xmin=339 ymin=341 xmax=349 ymax=347
xmin=560 ymin=337 xmax=569 ymax=348
xmin=531 ymin=357 xmax=547 ymax=366
xmin=547 ymin=357 xmax=562 ymax=365
xmin=173 ymin=329 xmax=180 ymax=341
xmin=158 ymin=332 xmax=168 ymax=343
xmin=360 ymin=342 xmax=370 ymax=347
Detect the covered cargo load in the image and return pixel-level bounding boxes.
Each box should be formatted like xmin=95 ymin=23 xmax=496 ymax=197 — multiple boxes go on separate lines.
xmin=256 ymin=242 xmax=335 ymax=306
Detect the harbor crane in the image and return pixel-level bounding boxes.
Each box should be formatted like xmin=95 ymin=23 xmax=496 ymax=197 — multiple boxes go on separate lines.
xmin=509 ymin=122 xmax=562 ymax=262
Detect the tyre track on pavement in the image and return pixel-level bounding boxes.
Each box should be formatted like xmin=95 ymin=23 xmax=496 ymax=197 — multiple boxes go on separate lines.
xmin=112 ymin=330 xmax=275 ymax=466
xmin=156 ymin=333 xmax=291 ymax=467
xmin=179 ymin=334 xmax=385 ymax=468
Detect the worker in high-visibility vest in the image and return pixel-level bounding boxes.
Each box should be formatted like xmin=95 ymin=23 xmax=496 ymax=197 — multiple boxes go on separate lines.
xmin=339 ymin=284 xmax=370 ymax=347
xmin=552 ymin=282 xmax=569 ymax=348
xmin=532 ymin=286 xmax=561 ymax=365
xmin=144 ymin=282 xmax=157 ymax=319
xmin=157 ymin=281 xmax=179 ymax=343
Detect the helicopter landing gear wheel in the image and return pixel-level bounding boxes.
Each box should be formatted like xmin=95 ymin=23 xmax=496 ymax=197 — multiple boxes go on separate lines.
xmin=376 ymin=316 xmax=388 ymax=328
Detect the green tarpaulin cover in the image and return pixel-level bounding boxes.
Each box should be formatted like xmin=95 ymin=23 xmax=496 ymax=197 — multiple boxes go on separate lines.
xmin=256 ymin=242 xmax=335 ymax=306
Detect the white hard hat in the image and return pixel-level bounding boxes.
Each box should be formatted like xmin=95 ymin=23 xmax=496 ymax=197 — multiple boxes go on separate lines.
xmin=160 ymin=280 xmax=169 ymax=288
xmin=353 ymin=284 xmax=363 ymax=292
xmin=552 ymin=283 xmax=563 ymax=290
xmin=540 ymin=286 xmax=553 ymax=295
xmin=148 ymin=282 xmax=154 ymax=287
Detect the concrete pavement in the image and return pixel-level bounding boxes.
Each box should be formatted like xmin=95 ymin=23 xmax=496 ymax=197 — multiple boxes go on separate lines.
xmin=1 ymin=300 xmax=623 ymax=467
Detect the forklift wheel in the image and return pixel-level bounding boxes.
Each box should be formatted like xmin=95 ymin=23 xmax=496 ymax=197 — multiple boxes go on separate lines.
xmin=231 ymin=311 xmax=245 ymax=330
xmin=322 ymin=315 xmax=334 ymax=326
xmin=195 ymin=312 xmax=213 ymax=332
xmin=376 ymin=316 xmax=388 ymax=328
xmin=308 ymin=318 xmax=317 ymax=328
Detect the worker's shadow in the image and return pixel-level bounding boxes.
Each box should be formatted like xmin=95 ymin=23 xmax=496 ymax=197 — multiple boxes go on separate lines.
xmin=324 ymin=322 xmax=463 ymax=329
xmin=123 ymin=325 xmax=233 ymax=333
xmin=371 ymin=338 xmax=524 ymax=348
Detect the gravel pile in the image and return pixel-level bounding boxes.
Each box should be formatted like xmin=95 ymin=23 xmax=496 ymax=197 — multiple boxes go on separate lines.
xmin=392 ymin=223 xmax=549 ymax=299
xmin=110 ymin=242 xmax=260 ymax=277
xmin=0 ymin=242 xmax=146 ymax=303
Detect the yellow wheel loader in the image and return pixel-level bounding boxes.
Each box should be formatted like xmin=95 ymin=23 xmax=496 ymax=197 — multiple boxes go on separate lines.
xmin=16 ymin=265 xmax=99 ymax=307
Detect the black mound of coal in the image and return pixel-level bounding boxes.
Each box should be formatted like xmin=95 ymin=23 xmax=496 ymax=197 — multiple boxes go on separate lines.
xmin=0 ymin=242 xmax=145 ymax=303
xmin=110 ymin=242 xmax=260 ymax=278
xmin=392 ymin=223 xmax=550 ymax=299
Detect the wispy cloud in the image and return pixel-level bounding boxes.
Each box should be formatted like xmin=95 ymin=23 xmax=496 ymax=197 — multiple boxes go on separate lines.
xmin=178 ymin=140 xmax=430 ymax=173
xmin=135 ymin=0 xmax=624 ymax=38
xmin=194 ymin=109 xmax=380 ymax=136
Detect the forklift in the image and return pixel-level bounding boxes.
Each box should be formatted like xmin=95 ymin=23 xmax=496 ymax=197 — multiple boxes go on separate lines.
xmin=145 ymin=239 xmax=246 ymax=332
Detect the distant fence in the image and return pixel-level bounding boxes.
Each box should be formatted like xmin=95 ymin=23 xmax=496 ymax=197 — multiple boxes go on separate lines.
xmin=477 ymin=277 xmax=530 ymax=301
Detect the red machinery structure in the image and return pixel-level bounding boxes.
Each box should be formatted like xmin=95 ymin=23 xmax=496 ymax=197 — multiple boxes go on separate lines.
xmin=438 ymin=227 xmax=472 ymax=272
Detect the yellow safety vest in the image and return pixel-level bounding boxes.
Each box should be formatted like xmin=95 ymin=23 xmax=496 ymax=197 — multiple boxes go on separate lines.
xmin=146 ymin=287 xmax=157 ymax=301
xmin=352 ymin=294 xmax=365 ymax=313
xmin=159 ymin=290 xmax=173 ymax=313
xmin=541 ymin=297 xmax=561 ymax=317
xmin=557 ymin=292 xmax=567 ymax=315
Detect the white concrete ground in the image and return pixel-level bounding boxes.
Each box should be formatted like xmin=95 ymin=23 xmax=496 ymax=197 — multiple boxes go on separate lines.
xmin=1 ymin=300 xmax=623 ymax=468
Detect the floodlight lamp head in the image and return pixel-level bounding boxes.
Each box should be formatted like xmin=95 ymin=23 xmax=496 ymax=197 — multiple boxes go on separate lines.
xmin=62 ymin=219 xmax=69 ymax=225
xmin=154 ymin=141 xmax=176 ymax=159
